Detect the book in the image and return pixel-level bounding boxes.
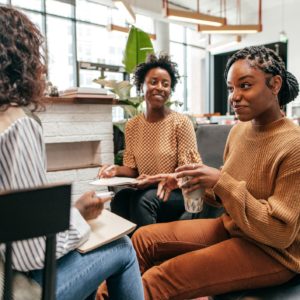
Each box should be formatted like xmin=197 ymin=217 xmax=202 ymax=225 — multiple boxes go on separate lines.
xmin=77 ymin=209 xmax=136 ymax=253
xmin=90 ymin=177 xmax=138 ymax=187
xmin=61 ymin=87 xmax=108 ymax=96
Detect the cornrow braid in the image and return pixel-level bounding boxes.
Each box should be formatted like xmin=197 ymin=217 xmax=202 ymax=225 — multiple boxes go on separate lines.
xmin=133 ymin=53 xmax=180 ymax=93
xmin=224 ymin=46 xmax=299 ymax=106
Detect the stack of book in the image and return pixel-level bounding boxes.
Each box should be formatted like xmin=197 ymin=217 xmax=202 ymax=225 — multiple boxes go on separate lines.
xmin=61 ymin=87 xmax=108 ymax=96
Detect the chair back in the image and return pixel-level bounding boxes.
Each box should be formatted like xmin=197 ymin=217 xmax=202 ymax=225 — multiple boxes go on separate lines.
xmin=0 ymin=183 xmax=71 ymax=300
xmin=196 ymin=124 xmax=233 ymax=168
xmin=192 ymin=124 xmax=233 ymax=219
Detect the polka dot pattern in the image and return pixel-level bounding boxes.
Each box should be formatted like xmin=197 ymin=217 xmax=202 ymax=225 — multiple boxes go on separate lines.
xmin=123 ymin=112 xmax=201 ymax=175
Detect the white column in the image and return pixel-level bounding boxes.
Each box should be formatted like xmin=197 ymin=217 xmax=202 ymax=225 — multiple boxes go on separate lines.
xmin=154 ymin=20 xmax=170 ymax=54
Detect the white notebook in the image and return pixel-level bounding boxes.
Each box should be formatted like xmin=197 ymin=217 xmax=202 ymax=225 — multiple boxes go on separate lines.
xmin=90 ymin=177 xmax=138 ymax=187
xmin=77 ymin=209 xmax=136 ymax=253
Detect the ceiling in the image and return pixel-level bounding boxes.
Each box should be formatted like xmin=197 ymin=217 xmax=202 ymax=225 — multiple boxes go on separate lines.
xmin=168 ymin=0 xmax=289 ymax=24
xmin=91 ymin=0 xmax=289 ymax=27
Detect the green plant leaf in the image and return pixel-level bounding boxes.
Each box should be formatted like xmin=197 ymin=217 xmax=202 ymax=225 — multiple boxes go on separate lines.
xmin=123 ymin=26 xmax=154 ymax=74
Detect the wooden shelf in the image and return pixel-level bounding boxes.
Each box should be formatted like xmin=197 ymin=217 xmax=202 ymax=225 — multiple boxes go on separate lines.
xmin=43 ymin=94 xmax=117 ymax=105
xmin=47 ymin=163 xmax=101 ymax=172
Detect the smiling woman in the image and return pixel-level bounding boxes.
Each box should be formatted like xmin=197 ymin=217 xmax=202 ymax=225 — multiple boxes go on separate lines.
xmin=131 ymin=46 xmax=300 ymax=300
xmin=97 ymin=53 xmax=202 ymax=229
xmin=226 ymin=60 xmax=283 ymax=124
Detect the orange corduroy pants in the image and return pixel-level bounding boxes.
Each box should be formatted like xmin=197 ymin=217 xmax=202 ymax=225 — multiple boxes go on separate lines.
xmin=132 ymin=217 xmax=295 ymax=300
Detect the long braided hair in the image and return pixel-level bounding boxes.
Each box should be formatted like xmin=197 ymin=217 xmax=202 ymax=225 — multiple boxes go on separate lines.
xmin=224 ymin=46 xmax=299 ymax=106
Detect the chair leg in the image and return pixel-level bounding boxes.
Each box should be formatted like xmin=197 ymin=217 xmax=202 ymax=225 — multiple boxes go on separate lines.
xmin=42 ymin=235 xmax=56 ymax=300
xmin=3 ymin=242 xmax=13 ymax=300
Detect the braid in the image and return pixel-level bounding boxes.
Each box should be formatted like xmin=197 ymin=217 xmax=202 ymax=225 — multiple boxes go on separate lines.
xmin=224 ymin=46 xmax=299 ymax=106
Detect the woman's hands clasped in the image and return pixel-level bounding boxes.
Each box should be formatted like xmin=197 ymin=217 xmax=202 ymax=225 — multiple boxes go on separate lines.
xmin=176 ymin=163 xmax=221 ymax=194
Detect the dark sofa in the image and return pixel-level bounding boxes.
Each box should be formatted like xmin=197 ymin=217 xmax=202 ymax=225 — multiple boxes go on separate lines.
xmin=196 ymin=124 xmax=300 ymax=300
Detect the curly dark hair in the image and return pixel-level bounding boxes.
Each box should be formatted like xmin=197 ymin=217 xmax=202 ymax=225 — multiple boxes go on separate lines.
xmin=224 ymin=46 xmax=299 ymax=106
xmin=133 ymin=53 xmax=180 ymax=93
xmin=0 ymin=5 xmax=46 ymax=111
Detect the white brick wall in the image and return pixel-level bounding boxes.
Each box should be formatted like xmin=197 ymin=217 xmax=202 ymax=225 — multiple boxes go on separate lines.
xmin=37 ymin=103 xmax=114 ymax=201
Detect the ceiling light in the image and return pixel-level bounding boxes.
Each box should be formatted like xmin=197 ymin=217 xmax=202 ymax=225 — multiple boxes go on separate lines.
xmin=113 ymin=0 xmax=136 ymax=24
xmin=198 ymin=24 xmax=262 ymax=34
xmin=198 ymin=0 xmax=262 ymax=35
xmin=208 ymin=36 xmax=242 ymax=54
xmin=166 ymin=7 xmax=226 ymax=27
xmin=107 ymin=24 xmax=156 ymax=40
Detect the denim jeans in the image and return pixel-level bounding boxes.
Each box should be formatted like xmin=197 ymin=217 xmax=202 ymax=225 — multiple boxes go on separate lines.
xmin=29 ymin=236 xmax=144 ymax=300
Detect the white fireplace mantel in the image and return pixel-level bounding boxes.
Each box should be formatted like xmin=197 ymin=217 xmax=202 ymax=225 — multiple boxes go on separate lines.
xmin=37 ymin=95 xmax=116 ymax=201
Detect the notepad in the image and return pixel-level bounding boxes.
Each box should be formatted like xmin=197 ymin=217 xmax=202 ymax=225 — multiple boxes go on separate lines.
xmin=90 ymin=177 xmax=138 ymax=187
xmin=77 ymin=209 xmax=136 ymax=253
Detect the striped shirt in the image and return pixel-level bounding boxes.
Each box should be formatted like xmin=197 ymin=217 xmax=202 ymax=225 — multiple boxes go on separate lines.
xmin=0 ymin=117 xmax=90 ymax=272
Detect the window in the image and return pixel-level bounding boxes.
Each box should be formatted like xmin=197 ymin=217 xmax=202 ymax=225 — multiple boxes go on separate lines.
xmin=47 ymin=16 xmax=75 ymax=89
xmin=11 ymin=0 xmax=154 ymax=122
xmin=170 ymin=24 xmax=206 ymax=113
xmin=111 ymin=7 xmax=127 ymax=27
xmin=76 ymin=0 xmax=107 ymax=25
xmin=136 ymin=14 xmax=154 ymax=34
xmin=170 ymin=42 xmax=185 ymax=112
xmin=46 ymin=0 xmax=74 ymax=18
xmin=23 ymin=10 xmax=43 ymax=34
xmin=12 ymin=0 xmax=42 ymax=11
xmin=77 ymin=23 xmax=126 ymax=65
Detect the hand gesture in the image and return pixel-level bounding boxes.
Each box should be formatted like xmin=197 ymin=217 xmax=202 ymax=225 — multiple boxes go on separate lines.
xmin=157 ymin=173 xmax=178 ymax=201
xmin=141 ymin=173 xmax=178 ymax=201
xmin=97 ymin=164 xmax=117 ymax=178
xmin=176 ymin=163 xmax=221 ymax=193
xmin=135 ymin=174 xmax=159 ymax=189
xmin=75 ymin=190 xmax=106 ymax=220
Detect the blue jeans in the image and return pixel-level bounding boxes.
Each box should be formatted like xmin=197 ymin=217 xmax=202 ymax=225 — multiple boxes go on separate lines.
xmin=29 ymin=236 xmax=144 ymax=300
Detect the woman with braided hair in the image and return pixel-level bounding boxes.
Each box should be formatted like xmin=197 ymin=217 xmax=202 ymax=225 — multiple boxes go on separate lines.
xmin=132 ymin=46 xmax=300 ymax=299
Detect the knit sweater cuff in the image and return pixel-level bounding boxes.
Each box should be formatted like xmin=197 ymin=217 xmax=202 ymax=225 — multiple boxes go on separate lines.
xmin=213 ymin=171 xmax=241 ymax=207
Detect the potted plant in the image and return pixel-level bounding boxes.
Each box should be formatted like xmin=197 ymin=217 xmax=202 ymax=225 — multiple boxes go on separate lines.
xmin=93 ymin=25 xmax=155 ymax=119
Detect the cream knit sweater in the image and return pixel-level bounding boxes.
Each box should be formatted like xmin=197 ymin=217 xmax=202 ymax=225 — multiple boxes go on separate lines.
xmin=213 ymin=118 xmax=300 ymax=272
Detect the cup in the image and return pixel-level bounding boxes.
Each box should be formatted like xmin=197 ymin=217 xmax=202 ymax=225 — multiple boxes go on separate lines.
xmin=181 ymin=177 xmax=204 ymax=213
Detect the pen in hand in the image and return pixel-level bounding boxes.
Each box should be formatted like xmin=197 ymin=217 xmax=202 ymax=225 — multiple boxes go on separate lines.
xmin=98 ymin=165 xmax=117 ymax=178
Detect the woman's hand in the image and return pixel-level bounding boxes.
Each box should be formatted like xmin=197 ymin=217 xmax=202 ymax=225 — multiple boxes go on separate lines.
xmin=75 ymin=190 xmax=105 ymax=220
xmin=176 ymin=163 xmax=221 ymax=193
xmin=97 ymin=164 xmax=118 ymax=178
xmin=135 ymin=174 xmax=158 ymax=189
xmin=141 ymin=173 xmax=178 ymax=201
xmin=157 ymin=173 xmax=178 ymax=201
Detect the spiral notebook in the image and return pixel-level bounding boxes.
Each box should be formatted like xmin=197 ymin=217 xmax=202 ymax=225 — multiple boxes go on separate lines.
xmin=77 ymin=209 xmax=136 ymax=253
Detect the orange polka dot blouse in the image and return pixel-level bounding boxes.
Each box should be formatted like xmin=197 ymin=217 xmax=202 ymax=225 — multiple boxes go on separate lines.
xmin=123 ymin=111 xmax=201 ymax=176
